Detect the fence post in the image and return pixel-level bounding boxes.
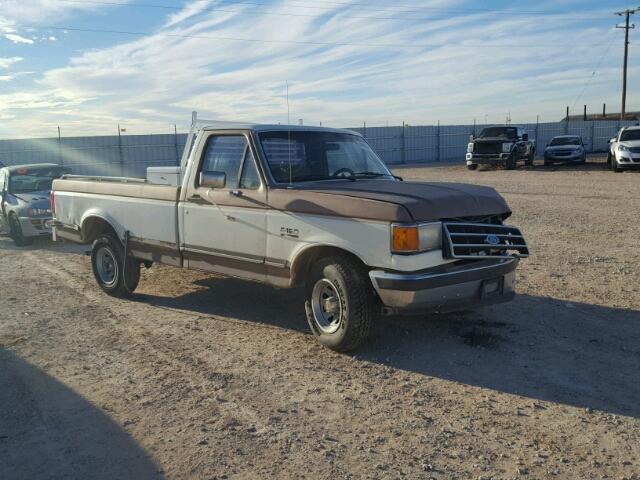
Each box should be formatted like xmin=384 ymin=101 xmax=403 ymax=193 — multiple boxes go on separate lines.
xmin=535 ymin=116 xmax=539 ymax=155
xmin=363 ymin=121 xmax=366 ymax=139
xmin=436 ymin=120 xmax=441 ymax=163
xmin=117 ymin=124 xmax=124 ymax=177
xmin=401 ymin=121 xmax=406 ymax=164
xmin=57 ymin=126 xmax=63 ymax=166
xmin=174 ymin=124 xmax=180 ymax=165
xmin=590 ymin=121 xmax=595 ymax=153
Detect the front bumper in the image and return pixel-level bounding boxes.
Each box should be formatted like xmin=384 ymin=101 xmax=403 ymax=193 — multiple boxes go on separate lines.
xmin=18 ymin=217 xmax=52 ymax=237
xmin=369 ymin=258 xmax=518 ymax=314
xmin=615 ymin=152 xmax=640 ymax=166
xmin=544 ymin=152 xmax=583 ymax=162
xmin=466 ymin=153 xmax=510 ymax=165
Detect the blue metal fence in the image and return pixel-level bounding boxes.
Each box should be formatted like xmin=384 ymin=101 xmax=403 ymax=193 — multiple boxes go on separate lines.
xmin=0 ymin=120 xmax=633 ymax=177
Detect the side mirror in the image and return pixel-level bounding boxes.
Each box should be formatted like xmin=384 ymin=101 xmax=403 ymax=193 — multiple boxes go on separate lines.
xmin=609 ymin=138 xmax=616 ymax=143
xmin=522 ymin=133 xmax=529 ymax=141
xmin=200 ymin=171 xmax=226 ymax=189
xmin=469 ymin=134 xmax=475 ymax=141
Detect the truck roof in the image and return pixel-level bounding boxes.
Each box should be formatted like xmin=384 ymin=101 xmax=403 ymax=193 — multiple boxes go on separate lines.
xmin=199 ymin=122 xmax=361 ymax=136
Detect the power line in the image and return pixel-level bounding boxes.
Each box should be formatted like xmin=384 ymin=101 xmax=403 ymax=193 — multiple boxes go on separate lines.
xmin=23 ymin=24 xmax=612 ymax=49
xmin=43 ymin=0 xmax=605 ymax=21
xmin=571 ymin=31 xmax=619 ymax=111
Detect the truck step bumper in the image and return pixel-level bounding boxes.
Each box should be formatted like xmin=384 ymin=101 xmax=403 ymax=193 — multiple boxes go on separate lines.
xmin=369 ymin=258 xmax=518 ymax=315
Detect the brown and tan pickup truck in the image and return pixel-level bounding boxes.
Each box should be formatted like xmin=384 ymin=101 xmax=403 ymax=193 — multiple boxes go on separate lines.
xmin=51 ymin=115 xmax=529 ymax=351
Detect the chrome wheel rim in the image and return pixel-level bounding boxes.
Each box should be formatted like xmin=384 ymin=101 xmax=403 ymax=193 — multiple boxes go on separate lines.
xmin=96 ymin=246 xmax=118 ymax=287
xmin=311 ymin=279 xmax=343 ymax=334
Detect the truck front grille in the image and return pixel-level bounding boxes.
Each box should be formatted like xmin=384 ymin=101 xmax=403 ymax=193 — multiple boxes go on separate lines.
xmin=443 ymin=222 xmax=529 ymax=259
xmin=473 ymin=143 xmax=502 ymax=155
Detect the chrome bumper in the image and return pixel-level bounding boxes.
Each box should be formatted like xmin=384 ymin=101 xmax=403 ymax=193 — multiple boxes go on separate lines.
xmin=369 ymin=258 xmax=518 ymax=314
xmin=466 ymin=154 xmax=510 ymax=165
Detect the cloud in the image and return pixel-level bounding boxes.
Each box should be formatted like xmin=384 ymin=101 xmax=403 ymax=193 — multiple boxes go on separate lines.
xmin=0 ymin=56 xmax=23 ymax=68
xmin=0 ymin=0 xmax=629 ymax=137
xmin=4 ymin=33 xmax=34 ymax=44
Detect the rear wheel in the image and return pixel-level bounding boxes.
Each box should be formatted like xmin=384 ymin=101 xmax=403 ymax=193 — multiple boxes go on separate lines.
xmin=525 ymin=150 xmax=535 ymax=167
xmin=91 ymin=233 xmax=140 ymax=297
xmin=505 ymin=153 xmax=517 ymax=170
xmin=305 ymin=256 xmax=374 ymax=352
xmin=8 ymin=214 xmax=32 ymax=246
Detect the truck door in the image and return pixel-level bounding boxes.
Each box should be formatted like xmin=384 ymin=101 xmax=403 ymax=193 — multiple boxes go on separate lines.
xmin=181 ymin=133 xmax=268 ymax=281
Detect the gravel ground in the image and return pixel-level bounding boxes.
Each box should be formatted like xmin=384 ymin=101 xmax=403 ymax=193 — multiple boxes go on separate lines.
xmin=0 ymin=158 xmax=639 ymax=480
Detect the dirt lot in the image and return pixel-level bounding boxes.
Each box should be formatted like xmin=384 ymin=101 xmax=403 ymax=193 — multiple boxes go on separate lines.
xmin=1 ymin=159 xmax=639 ymax=480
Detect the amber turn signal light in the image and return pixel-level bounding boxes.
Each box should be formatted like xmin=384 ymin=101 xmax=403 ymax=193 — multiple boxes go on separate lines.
xmin=392 ymin=225 xmax=420 ymax=253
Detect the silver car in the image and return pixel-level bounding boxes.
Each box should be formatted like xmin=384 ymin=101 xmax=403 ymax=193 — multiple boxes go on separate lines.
xmin=0 ymin=163 xmax=71 ymax=246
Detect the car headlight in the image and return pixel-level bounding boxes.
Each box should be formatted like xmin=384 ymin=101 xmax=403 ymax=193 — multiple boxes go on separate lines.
xmin=618 ymin=144 xmax=630 ymax=152
xmin=391 ymin=222 xmax=442 ymax=254
xmin=27 ymin=208 xmax=51 ymax=217
xmin=502 ymin=143 xmax=512 ymax=153
xmin=467 ymin=143 xmax=474 ymax=153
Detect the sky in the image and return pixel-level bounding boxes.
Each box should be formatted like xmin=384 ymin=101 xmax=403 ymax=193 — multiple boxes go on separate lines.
xmin=0 ymin=0 xmax=636 ymax=137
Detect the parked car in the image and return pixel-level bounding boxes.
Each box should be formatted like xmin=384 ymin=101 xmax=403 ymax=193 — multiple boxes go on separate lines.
xmin=608 ymin=126 xmax=640 ymax=172
xmin=466 ymin=126 xmax=536 ymax=170
xmin=0 ymin=163 xmax=71 ymax=245
xmin=543 ymin=135 xmax=586 ymax=166
xmin=51 ymin=116 xmax=529 ymax=351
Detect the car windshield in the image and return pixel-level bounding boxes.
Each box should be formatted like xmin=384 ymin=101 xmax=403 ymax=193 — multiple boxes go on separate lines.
xmin=9 ymin=167 xmax=67 ymax=194
xmin=550 ymin=137 xmax=581 ymax=146
xmin=620 ymin=129 xmax=640 ymax=142
xmin=258 ymin=131 xmax=393 ymax=183
xmin=478 ymin=127 xmax=517 ymax=139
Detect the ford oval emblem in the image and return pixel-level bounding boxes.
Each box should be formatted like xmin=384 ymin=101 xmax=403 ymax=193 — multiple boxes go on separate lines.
xmin=485 ymin=234 xmax=500 ymax=245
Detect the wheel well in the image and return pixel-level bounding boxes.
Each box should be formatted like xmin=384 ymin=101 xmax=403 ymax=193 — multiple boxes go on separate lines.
xmin=81 ymin=216 xmax=118 ymax=244
xmin=290 ymin=246 xmax=367 ymax=287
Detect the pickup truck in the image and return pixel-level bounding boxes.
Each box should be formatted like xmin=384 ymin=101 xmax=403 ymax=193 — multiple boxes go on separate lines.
xmin=466 ymin=126 xmax=536 ymax=170
xmin=608 ymin=125 xmax=640 ymax=172
xmin=51 ymin=114 xmax=529 ymax=351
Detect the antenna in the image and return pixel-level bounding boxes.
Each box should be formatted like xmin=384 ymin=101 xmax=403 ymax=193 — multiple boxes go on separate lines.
xmin=286 ymin=81 xmax=292 ymax=185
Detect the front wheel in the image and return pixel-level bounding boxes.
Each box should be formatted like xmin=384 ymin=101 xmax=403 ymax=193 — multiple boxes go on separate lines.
xmin=8 ymin=214 xmax=33 ymax=246
xmin=610 ymin=154 xmax=622 ymax=173
xmin=467 ymin=164 xmax=478 ymax=171
xmin=91 ymin=234 xmax=140 ymax=297
xmin=305 ymin=256 xmax=375 ymax=352
xmin=505 ymin=153 xmax=517 ymax=170
xmin=525 ymin=150 xmax=535 ymax=167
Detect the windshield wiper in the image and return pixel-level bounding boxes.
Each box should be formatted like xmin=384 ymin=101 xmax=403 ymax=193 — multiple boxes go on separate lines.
xmin=291 ymin=174 xmax=356 ymax=183
xmin=354 ymin=171 xmax=403 ymax=181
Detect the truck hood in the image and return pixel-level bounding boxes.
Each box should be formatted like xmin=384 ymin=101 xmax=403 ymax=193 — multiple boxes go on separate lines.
xmin=474 ymin=137 xmax=513 ymax=143
xmin=546 ymin=145 xmax=582 ymax=151
xmin=617 ymin=140 xmax=640 ymax=148
xmin=270 ymin=180 xmax=511 ymax=222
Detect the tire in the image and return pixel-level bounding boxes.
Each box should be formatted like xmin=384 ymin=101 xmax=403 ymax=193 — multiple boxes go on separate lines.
xmin=544 ymin=158 xmax=552 ymax=167
xmin=8 ymin=214 xmax=33 ymax=246
xmin=610 ymin=154 xmax=622 ymax=173
xmin=505 ymin=153 xmax=517 ymax=170
xmin=606 ymin=152 xmax=612 ymax=165
xmin=525 ymin=150 xmax=535 ymax=167
xmin=305 ymin=255 xmax=374 ymax=352
xmin=467 ymin=164 xmax=478 ymax=171
xmin=91 ymin=233 xmax=140 ymax=297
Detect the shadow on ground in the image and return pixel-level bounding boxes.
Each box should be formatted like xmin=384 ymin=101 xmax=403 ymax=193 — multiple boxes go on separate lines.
xmin=0 ymin=349 xmax=162 ymax=480
xmin=0 ymin=235 xmax=84 ymax=255
xmin=139 ymin=277 xmax=640 ymax=418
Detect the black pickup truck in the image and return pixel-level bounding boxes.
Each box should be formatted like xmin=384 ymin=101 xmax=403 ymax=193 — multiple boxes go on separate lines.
xmin=466 ymin=126 xmax=536 ymax=170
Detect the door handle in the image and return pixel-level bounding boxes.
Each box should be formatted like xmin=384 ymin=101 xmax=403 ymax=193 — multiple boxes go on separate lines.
xmin=229 ymin=189 xmax=242 ymax=197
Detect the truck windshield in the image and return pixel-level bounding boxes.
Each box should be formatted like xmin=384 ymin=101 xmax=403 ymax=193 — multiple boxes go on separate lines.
xmin=620 ymin=129 xmax=640 ymax=142
xmin=549 ymin=137 xmax=581 ymax=146
xmin=9 ymin=168 xmax=66 ymax=194
xmin=258 ymin=131 xmax=393 ymax=183
xmin=478 ymin=127 xmax=517 ymax=139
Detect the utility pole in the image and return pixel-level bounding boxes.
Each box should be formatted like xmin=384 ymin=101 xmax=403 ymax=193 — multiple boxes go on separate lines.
xmin=615 ymin=7 xmax=638 ymax=120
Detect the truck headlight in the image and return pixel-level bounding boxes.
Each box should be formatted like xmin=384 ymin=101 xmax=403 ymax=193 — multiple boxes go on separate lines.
xmin=502 ymin=143 xmax=512 ymax=153
xmin=617 ymin=144 xmax=629 ymax=152
xmin=391 ymin=222 xmax=442 ymax=254
xmin=27 ymin=208 xmax=51 ymax=217
xmin=467 ymin=143 xmax=474 ymax=153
